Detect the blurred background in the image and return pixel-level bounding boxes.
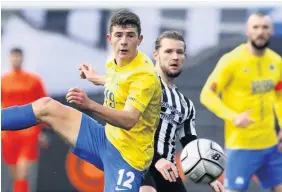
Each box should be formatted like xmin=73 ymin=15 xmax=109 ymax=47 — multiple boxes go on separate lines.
xmin=1 ymin=5 xmax=282 ymax=192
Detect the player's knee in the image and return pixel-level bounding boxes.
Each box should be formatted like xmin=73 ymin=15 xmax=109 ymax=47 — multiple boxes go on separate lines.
xmin=33 ymin=97 xmax=59 ymax=120
xmin=15 ymin=159 xmax=31 ymax=179
xmin=139 ymin=186 xmax=157 ymax=192
xmin=272 ymin=183 xmax=282 ymax=192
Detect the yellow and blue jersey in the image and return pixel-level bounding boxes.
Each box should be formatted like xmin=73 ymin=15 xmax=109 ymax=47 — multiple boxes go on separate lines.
xmin=104 ymin=51 xmax=162 ymax=171
xmin=201 ymin=44 xmax=282 ymax=149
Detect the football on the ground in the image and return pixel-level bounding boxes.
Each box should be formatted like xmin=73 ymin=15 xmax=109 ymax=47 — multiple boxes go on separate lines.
xmin=180 ymin=138 xmax=225 ymax=184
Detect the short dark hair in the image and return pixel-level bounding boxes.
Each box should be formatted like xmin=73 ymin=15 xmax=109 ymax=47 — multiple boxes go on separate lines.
xmin=109 ymin=10 xmax=141 ymax=36
xmin=155 ymin=30 xmax=186 ymax=51
xmin=10 ymin=47 xmax=23 ymax=55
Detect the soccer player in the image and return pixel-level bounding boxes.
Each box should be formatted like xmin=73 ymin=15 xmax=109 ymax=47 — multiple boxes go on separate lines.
xmin=1 ymin=10 xmax=162 ymax=192
xmin=1 ymin=48 xmax=48 ymax=192
xmin=200 ymin=12 xmax=282 ymax=192
xmin=138 ymin=31 xmax=224 ymax=192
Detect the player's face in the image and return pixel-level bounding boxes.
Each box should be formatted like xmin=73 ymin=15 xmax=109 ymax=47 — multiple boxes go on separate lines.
xmin=246 ymin=15 xmax=273 ymax=50
xmin=9 ymin=53 xmax=23 ymax=70
xmin=107 ymin=25 xmax=143 ymax=62
xmin=154 ymin=38 xmax=185 ymax=78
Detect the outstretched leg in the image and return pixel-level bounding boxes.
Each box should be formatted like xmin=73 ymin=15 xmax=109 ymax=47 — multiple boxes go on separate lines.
xmin=2 ymin=97 xmax=81 ymax=146
xmin=2 ymin=97 xmax=105 ymax=171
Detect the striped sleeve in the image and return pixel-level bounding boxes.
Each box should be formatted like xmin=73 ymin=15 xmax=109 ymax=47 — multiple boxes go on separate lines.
xmin=179 ymin=97 xmax=197 ymax=147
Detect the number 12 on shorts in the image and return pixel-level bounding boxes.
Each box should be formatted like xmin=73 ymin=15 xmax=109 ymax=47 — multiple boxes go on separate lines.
xmin=116 ymin=169 xmax=135 ymax=190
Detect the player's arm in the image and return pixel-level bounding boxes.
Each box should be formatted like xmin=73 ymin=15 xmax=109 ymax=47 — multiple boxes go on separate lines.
xmin=67 ymin=74 xmax=159 ymax=130
xmin=89 ymin=75 xmax=105 ymax=86
xmin=79 ymin=63 xmax=105 ymax=86
xmin=275 ymin=60 xmax=282 ymax=150
xmin=179 ymin=98 xmax=197 ymax=148
xmin=1 ymin=78 xmax=5 ymax=108
xmin=88 ymin=101 xmax=141 ymax=130
xmin=92 ymin=74 xmax=158 ymax=130
xmin=274 ymin=61 xmax=282 ymax=129
xmin=275 ymin=82 xmax=282 ymax=128
xmin=200 ymin=54 xmax=238 ymax=121
xmin=34 ymin=78 xmax=48 ymax=98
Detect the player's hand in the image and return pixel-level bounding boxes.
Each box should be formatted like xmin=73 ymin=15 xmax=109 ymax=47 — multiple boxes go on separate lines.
xmin=79 ymin=63 xmax=102 ymax=85
xmin=210 ymin=180 xmax=224 ymax=192
xmin=155 ymin=158 xmax=179 ymax=182
xmin=232 ymin=110 xmax=254 ymax=128
xmin=278 ymin=130 xmax=282 ymax=152
xmin=66 ymin=88 xmax=92 ymax=109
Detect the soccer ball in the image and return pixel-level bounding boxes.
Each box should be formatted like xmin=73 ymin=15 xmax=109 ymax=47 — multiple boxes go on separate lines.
xmin=180 ymin=138 xmax=225 ymax=184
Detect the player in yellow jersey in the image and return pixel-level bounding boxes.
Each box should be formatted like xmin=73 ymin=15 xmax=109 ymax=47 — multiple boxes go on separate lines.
xmin=200 ymin=12 xmax=282 ymax=192
xmin=1 ymin=10 xmax=162 ymax=192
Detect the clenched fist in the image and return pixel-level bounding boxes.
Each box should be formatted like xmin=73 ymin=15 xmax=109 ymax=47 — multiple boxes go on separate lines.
xmin=66 ymin=88 xmax=92 ymax=109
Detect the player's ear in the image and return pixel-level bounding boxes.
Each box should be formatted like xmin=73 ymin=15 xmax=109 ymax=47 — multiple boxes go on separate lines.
xmin=153 ymin=50 xmax=158 ymax=61
xmin=106 ymin=34 xmax=112 ymax=45
xmin=137 ymin=34 xmax=143 ymax=46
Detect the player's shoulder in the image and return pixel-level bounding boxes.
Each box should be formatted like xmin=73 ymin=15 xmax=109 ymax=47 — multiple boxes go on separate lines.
xmin=134 ymin=50 xmax=155 ymax=68
xmin=266 ymin=48 xmax=282 ymax=62
xmin=23 ymin=71 xmax=42 ymax=81
xmin=183 ymin=95 xmax=195 ymax=109
xmin=105 ymin=58 xmax=114 ymax=69
xmin=1 ymin=72 xmax=11 ymax=81
xmin=223 ymin=44 xmax=245 ymax=60
xmin=176 ymin=89 xmax=196 ymax=110
xmin=217 ymin=44 xmax=245 ymax=68
xmin=133 ymin=51 xmax=158 ymax=78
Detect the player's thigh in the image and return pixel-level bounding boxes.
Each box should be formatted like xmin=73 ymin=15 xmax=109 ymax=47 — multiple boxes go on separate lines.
xmin=273 ymin=184 xmax=282 ymax=192
xmin=15 ymin=137 xmax=39 ymax=179
xmin=32 ymin=97 xmax=82 ymax=146
xmin=224 ymin=148 xmax=264 ymax=191
xmin=2 ymin=137 xmax=20 ymax=165
xmin=103 ymin=140 xmax=146 ymax=192
xmin=140 ymin=169 xmax=157 ymax=192
xmin=70 ymin=113 xmax=106 ymax=170
xmin=256 ymin=144 xmax=282 ymax=190
xmin=20 ymin=136 xmax=39 ymax=161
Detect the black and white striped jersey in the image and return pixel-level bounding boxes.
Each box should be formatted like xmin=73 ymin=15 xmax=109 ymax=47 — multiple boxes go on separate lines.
xmin=153 ymin=77 xmax=197 ymax=164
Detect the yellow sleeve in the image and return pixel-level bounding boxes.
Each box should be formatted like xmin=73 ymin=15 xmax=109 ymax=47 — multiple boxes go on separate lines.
xmin=126 ymin=73 xmax=158 ymax=113
xmin=274 ymin=60 xmax=282 ymax=129
xmin=200 ymin=54 xmax=238 ymax=121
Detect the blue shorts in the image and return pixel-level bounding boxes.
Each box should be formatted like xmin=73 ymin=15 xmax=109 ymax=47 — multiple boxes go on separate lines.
xmin=71 ymin=114 xmax=146 ymax=192
xmin=224 ymin=145 xmax=282 ymax=191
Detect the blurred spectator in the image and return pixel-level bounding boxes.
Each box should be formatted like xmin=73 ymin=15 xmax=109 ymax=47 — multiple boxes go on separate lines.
xmin=1 ymin=48 xmax=49 ymax=192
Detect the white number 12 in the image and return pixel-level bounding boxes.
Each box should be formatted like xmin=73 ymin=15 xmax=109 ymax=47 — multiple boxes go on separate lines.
xmin=117 ymin=169 xmax=135 ymax=189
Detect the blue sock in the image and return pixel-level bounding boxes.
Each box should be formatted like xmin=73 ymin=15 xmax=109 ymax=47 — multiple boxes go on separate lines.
xmin=1 ymin=104 xmax=38 ymax=131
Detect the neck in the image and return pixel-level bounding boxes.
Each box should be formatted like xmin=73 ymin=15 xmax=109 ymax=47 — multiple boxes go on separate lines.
xmin=12 ymin=68 xmax=22 ymax=72
xmin=115 ymin=51 xmax=138 ymax=67
xmin=156 ymin=66 xmax=174 ymax=88
xmin=246 ymin=42 xmax=266 ymax=57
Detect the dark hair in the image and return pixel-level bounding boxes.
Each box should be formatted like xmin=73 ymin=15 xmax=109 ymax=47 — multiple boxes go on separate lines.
xmin=109 ymin=10 xmax=141 ymax=36
xmin=10 ymin=47 xmax=23 ymax=55
xmin=155 ymin=30 xmax=186 ymax=51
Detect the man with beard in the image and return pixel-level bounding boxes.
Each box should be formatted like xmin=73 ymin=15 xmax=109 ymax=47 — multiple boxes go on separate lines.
xmin=139 ymin=30 xmax=224 ymax=192
xmin=200 ymin=12 xmax=282 ymax=192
